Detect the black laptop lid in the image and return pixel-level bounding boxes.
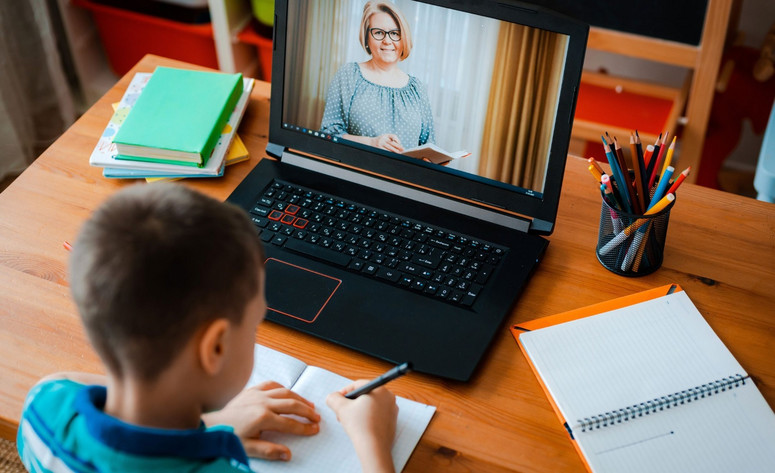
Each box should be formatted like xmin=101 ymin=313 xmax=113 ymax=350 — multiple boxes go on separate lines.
xmin=268 ymin=0 xmax=588 ymax=234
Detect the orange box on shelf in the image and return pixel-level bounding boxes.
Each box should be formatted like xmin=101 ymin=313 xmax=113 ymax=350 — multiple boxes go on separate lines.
xmin=572 ymin=71 xmax=689 ymax=158
xmin=73 ymin=0 xmax=219 ymax=76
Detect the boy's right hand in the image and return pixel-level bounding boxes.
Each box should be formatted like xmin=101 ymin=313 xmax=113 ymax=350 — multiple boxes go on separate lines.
xmin=326 ymin=381 xmax=398 ymax=473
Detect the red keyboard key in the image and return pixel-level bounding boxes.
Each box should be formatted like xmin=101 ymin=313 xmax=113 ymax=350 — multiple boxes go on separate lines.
xmin=268 ymin=210 xmax=284 ymax=221
xmin=293 ymin=218 xmax=309 ymax=229
xmin=281 ymin=214 xmax=296 ymax=225
xmin=285 ymin=204 xmax=300 ymax=215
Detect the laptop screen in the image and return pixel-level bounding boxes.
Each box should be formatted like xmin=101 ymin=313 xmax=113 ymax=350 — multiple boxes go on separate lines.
xmin=269 ymin=0 xmax=587 ymax=233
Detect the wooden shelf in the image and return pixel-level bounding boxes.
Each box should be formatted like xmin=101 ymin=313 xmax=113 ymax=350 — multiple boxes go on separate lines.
xmin=573 ymin=71 xmax=689 ymax=147
xmin=574 ymin=0 xmax=734 ymax=182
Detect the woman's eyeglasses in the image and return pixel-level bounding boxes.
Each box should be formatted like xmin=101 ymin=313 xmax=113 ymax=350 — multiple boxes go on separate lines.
xmin=369 ymin=28 xmax=401 ymax=42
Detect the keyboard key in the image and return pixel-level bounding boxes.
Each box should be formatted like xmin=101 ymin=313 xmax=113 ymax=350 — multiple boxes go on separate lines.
xmin=285 ymin=238 xmax=351 ymax=267
xmin=268 ymin=210 xmax=283 ymax=221
xmin=428 ymin=237 xmax=451 ymax=250
xmin=376 ymin=268 xmax=401 ymax=282
xmin=411 ymin=280 xmax=426 ymax=291
xmin=461 ymin=284 xmax=483 ymax=307
xmin=475 ymin=265 xmax=493 ymax=284
xmin=348 ymin=259 xmax=365 ymax=271
xmin=251 ymin=205 xmax=271 ymax=217
xmin=399 ymin=262 xmax=422 ymax=276
xmin=251 ymin=217 xmax=268 ymax=228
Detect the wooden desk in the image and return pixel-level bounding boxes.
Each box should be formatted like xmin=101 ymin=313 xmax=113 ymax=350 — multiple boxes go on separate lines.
xmin=1 ymin=55 xmax=773 ymax=472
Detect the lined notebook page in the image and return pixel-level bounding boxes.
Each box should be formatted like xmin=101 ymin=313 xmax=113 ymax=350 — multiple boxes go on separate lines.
xmin=246 ymin=345 xmax=435 ymax=473
xmin=520 ymin=291 xmax=775 ymax=472
xmin=520 ymin=291 xmax=745 ymax=424
xmin=245 ymin=344 xmax=308 ymax=389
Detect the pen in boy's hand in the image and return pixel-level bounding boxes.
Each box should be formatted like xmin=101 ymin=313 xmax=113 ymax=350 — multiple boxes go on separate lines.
xmin=345 ymin=362 xmax=412 ymax=399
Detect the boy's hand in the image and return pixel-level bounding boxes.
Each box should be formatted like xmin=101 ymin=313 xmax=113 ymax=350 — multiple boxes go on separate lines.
xmin=202 ymin=381 xmax=320 ymax=461
xmin=326 ymin=381 xmax=398 ymax=473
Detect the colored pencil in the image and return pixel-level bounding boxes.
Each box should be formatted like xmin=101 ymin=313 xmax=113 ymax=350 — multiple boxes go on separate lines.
xmin=614 ymin=136 xmax=639 ymax=213
xmin=649 ymin=132 xmax=670 ymax=189
xmin=629 ymin=133 xmax=646 ymax=213
xmin=667 ymin=166 xmax=691 ymax=195
xmin=645 ymin=133 xmax=662 ymax=180
xmin=588 ymin=157 xmax=605 ymax=177
xmin=602 ymin=136 xmax=631 ymax=213
xmin=660 ymin=135 xmax=677 ymax=178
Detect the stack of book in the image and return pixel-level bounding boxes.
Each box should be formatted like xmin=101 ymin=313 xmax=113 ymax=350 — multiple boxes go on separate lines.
xmin=89 ymin=66 xmax=255 ymax=181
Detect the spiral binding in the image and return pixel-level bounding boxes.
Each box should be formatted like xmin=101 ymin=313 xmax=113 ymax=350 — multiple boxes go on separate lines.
xmin=576 ymin=374 xmax=748 ymax=433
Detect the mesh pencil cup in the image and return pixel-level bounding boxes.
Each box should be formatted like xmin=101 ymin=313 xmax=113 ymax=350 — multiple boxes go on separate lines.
xmin=595 ymin=192 xmax=675 ymax=276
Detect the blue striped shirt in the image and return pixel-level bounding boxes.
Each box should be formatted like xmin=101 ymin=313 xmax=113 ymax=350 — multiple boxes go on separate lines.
xmin=17 ymin=379 xmax=252 ymax=472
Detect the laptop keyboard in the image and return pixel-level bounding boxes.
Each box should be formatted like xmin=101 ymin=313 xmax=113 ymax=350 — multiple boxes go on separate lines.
xmin=248 ymin=180 xmax=507 ymax=307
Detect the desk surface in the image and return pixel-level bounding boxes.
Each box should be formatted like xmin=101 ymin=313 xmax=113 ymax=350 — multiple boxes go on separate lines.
xmin=1 ymin=55 xmax=773 ymax=472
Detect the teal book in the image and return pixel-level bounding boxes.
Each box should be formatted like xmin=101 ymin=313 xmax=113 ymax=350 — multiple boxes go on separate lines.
xmin=112 ymin=67 xmax=243 ymax=166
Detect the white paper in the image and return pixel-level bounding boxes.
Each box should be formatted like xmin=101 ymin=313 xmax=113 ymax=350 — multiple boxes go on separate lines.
xmin=245 ymin=345 xmax=435 ymax=473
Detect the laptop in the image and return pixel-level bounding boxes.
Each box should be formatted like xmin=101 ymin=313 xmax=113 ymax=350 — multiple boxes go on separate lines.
xmin=227 ymin=0 xmax=588 ymax=381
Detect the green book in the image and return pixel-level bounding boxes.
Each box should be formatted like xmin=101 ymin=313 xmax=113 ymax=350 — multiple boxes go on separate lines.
xmin=112 ymin=67 xmax=243 ymax=166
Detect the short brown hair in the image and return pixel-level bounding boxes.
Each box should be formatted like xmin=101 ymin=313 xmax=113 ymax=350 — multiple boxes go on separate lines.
xmin=69 ymin=183 xmax=264 ymax=381
xmin=359 ymin=1 xmax=413 ymax=61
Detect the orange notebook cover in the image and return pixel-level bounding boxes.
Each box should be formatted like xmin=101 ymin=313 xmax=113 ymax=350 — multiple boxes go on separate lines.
xmin=510 ymin=283 xmax=682 ymax=472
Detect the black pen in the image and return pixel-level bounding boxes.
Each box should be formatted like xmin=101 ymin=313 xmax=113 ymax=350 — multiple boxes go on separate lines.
xmin=345 ymin=362 xmax=412 ymax=399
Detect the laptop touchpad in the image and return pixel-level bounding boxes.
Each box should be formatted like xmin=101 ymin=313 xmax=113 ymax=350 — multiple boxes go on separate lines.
xmin=264 ymin=258 xmax=341 ymax=323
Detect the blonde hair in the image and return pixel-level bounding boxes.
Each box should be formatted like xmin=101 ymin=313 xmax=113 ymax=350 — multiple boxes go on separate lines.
xmin=359 ymin=1 xmax=413 ymax=61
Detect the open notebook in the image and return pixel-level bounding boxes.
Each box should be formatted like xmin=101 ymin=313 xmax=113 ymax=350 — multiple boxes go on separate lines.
xmin=245 ymin=344 xmax=435 ymax=472
xmin=514 ymin=288 xmax=775 ymax=473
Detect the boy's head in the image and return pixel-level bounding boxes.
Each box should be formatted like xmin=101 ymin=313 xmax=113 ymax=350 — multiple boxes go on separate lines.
xmin=69 ymin=183 xmax=264 ymax=383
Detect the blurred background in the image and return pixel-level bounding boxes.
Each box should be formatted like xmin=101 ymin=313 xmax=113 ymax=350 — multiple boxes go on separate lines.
xmin=1 ymin=0 xmax=773 ymax=200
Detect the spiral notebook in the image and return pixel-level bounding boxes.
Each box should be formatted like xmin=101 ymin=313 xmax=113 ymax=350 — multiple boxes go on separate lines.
xmin=512 ymin=285 xmax=775 ymax=473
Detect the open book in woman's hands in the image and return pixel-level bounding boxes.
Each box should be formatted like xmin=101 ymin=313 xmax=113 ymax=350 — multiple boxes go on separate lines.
xmin=402 ymin=143 xmax=471 ymax=164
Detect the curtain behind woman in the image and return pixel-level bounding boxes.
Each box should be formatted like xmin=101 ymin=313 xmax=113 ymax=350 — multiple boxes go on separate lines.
xmin=283 ymin=1 xmax=353 ymax=129
xmin=478 ymin=24 xmax=566 ymax=192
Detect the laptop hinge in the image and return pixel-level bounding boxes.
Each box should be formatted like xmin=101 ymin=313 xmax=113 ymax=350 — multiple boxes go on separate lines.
xmin=530 ymin=218 xmax=553 ymax=233
xmin=266 ymin=142 xmax=285 ymax=159
xmin=282 ymin=151 xmax=532 ymax=233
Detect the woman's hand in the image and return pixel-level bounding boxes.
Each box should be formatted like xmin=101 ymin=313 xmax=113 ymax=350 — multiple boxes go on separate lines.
xmin=372 ymin=134 xmax=404 ymax=153
xmin=202 ymin=381 xmax=320 ymax=461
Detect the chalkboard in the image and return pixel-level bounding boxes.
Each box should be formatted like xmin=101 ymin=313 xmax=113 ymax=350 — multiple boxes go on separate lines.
xmin=535 ymin=0 xmax=709 ymax=46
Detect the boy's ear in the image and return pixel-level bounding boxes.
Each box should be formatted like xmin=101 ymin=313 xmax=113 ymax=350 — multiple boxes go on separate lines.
xmin=198 ymin=319 xmax=230 ymax=376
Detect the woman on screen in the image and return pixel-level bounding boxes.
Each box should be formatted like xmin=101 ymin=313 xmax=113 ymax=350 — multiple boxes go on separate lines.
xmin=320 ymin=1 xmax=435 ymax=153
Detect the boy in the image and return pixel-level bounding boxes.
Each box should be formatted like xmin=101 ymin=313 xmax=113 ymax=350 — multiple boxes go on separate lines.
xmin=17 ymin=183 xmax=399 ymax=473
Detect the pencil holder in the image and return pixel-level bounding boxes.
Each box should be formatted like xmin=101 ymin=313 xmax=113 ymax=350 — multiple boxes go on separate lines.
xmin=595 ymin=192 xmax=674 ymax=276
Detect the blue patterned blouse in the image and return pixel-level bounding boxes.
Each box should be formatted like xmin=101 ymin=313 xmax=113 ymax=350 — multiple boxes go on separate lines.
xmin=320 ymin=62 xmax=435 ymax=148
